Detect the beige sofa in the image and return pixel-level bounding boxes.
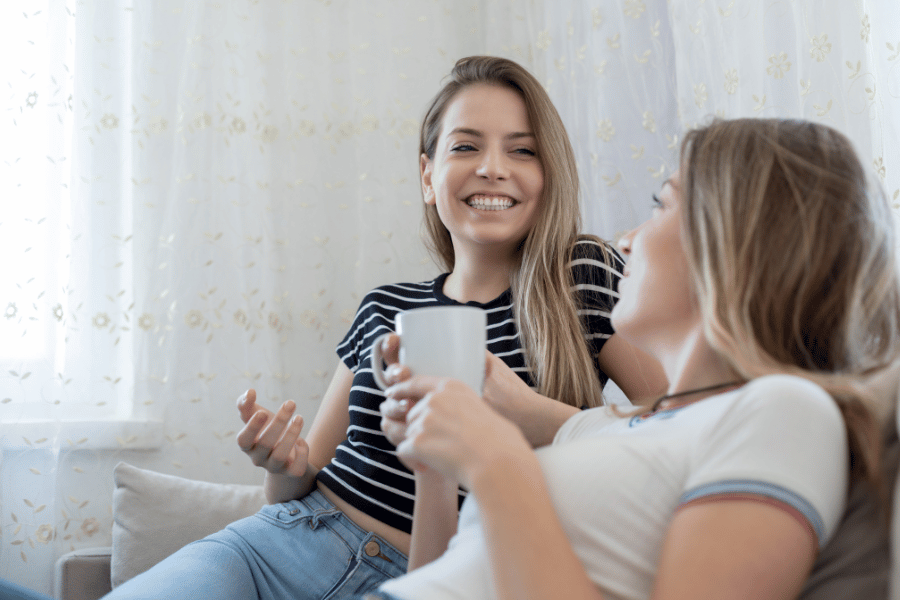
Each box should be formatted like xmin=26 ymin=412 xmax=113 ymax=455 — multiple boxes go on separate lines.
xmin=57 ymin=369 xmax=900 ymax=600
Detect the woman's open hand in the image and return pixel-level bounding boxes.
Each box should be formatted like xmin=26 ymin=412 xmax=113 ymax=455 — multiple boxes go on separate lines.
xmin=236 ymin=389 xmax=310 ymax=478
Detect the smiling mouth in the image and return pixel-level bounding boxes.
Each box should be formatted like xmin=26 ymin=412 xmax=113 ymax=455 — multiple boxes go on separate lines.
xmin=465 ymin=195 xmax=517 ymax=211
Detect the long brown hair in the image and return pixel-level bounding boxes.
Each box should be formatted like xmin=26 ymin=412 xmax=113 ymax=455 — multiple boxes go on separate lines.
xmin=419 ymin=56 xmax=612 ymax=408
xmin=680 ymin=118 xmax=900 ymax=486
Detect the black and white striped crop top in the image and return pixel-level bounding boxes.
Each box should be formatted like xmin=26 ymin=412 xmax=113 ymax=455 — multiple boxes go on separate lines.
xmin=315 ymin=238 xmax=624 ymax=533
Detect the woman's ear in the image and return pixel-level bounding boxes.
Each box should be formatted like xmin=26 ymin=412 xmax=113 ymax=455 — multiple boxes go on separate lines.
xmin=420 ymin=153 xmax=436 ymax=205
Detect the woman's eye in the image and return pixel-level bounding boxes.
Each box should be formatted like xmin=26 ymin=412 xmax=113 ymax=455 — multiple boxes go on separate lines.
xmin=651 ymin=194 xmax=664 ymax=211
xmin=514 ymin=147 xmax=536 ymax=156
xmin=451 ymin=143 xmax=476 ymax=152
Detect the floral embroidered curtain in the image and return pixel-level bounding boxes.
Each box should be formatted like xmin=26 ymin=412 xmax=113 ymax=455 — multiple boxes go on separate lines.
xmin=2 ymin=0 xmax=898 ymax=593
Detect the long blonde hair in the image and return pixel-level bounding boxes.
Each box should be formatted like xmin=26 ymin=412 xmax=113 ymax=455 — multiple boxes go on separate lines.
xmin=681 ymin=118 xmax=900 ymax=486
xmin=419 ymin=56 xmax=611 ymax=408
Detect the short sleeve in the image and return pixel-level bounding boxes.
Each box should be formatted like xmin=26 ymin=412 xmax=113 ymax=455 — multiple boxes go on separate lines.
xmin=682 ymin=375 xmax=848 ymax=548
xmin=569 ymin=238 xmax=625 ymax=358
xmin=334 ymin=288 xmax=396 ymax=373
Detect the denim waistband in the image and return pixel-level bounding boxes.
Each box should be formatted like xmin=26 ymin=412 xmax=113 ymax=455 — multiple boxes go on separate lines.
xmin=295 ymin=489 xmax=408 ymax=571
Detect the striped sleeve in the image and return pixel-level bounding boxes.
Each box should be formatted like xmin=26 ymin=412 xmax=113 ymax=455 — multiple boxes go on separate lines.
xmin=336 ymin=283 xmax=436 ymax=372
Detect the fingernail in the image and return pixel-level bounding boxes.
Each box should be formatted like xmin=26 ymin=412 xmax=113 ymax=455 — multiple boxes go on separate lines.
xmin=399 ymin=399 xmax=410 ymax=410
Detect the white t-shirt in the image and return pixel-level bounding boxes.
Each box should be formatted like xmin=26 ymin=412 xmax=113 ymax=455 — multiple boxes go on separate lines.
xmin=380 ymin=374 xmax=849 ymax=600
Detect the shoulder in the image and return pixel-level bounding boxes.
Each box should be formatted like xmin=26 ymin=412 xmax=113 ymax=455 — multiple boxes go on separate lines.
xmin=571 ymin=235 xmax=624 ymax=265
xmin=569 ymin=235 xmax=625 ymax=279
xmin=707 ymin=374 xmax=846 ymax=455
xmin=736 ymin=374 xmax=840 ymax=421
xmin=358 ymin=278 xmax=441 ymax=305
xmin=687 ymin=374 xmax=849 ymax=546
xmin=366 ymin=278 xmax=439 ymax=296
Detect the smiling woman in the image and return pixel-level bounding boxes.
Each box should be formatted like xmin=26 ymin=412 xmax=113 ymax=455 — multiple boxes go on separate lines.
xmin=611 ymin=172 xmax=695 ymax=350
xmin=418 ymin=58 xmax=665 ymax=415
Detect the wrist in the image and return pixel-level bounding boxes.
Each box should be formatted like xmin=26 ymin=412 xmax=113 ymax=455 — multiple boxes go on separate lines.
xmin=416 ymin=468 xmax=458 ymax=490
xmin=464 ymin=441 xmax=539 ymax=497
xmin=520 ymin=390 xmax=579 ymax=448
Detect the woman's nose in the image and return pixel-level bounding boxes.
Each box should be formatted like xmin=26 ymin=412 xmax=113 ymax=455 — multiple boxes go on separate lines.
xmin=617 ymin=228 xmax=635 ymax=255
xmin=476 ymin=148 xmax=509 ymax=180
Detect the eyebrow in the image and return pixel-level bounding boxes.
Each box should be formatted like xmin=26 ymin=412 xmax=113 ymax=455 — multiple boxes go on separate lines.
xmin=448 ymin=127 xmax=535 ymax=140
xmin=661 ymin=177 xmax=679 ymax=190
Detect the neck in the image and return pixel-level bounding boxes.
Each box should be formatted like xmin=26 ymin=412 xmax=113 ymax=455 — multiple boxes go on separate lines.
xmin=653 ymin=327 xmax=739 ymax=399
xmin=443 ymin=245 xmax=518 ymax=304
xmin=651 ymin=380 xmax=743 ymax=412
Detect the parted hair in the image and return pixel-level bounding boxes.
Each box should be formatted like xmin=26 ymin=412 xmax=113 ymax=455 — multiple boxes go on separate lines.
xmin=680 ymin=118 xmax=900 ymax=486
xmin=419 ymin=55 xmax=612 ymax=408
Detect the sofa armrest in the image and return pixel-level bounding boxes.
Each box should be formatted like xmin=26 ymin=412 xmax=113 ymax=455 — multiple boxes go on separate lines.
xmin=54 ymin=547 xmax=112 ymax=600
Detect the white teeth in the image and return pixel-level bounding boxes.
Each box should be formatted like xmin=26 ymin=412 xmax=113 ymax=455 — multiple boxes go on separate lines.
xmin=466 ymin=196 xmax=515 ymax=211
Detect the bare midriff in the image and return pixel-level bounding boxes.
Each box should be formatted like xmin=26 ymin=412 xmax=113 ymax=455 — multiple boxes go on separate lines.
xmin=317 ymin=481 xmax=412 ymax=556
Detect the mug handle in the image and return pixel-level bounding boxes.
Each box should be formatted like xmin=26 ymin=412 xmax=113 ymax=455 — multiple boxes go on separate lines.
xmin=370 ymin=333 xmax=393 ymax=390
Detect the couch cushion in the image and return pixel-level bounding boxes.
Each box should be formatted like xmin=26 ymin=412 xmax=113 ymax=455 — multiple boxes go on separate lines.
xmin=800 ymin=410 xmax=899 ymax=600
xmin=111 ymin=462 xmax=267 ymax=588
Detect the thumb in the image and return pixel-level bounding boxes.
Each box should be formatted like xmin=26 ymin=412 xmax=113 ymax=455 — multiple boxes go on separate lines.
xmin=483 ymin=350 xmax=493 ymax=374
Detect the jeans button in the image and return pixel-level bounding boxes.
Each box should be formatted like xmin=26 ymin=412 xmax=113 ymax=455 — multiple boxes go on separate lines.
xmin=364 ymin=540 xmax=381 ymax=557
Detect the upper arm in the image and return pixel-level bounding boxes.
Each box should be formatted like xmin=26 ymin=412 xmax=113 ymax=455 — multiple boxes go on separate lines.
xmin=596 ymin=333 xmax=667 ymax=404
xmin=652 ymin=499 xmax=817 ymax=600
xmin=652 ymin=376 xmax=849 ymax=599
xmin=305 ymin=361 xmax=354 ymax=470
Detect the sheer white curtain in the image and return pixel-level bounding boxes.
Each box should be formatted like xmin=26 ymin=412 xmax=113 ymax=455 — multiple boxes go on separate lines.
xmin=2 ymin=0 xmax=898 ymax=593
xmin=523 ymin=0 xmax=900 ymax=239
xmin=1 ymin=0 xmax=497 ymax=591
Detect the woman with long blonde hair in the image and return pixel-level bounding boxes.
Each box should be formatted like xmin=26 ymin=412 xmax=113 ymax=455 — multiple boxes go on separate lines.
xmin=371 ymin=118 xmax=900 ymax=600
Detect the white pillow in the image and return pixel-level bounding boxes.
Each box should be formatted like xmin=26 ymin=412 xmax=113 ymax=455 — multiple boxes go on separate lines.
xmin=110 ymin=462 xmax=267 ymax=588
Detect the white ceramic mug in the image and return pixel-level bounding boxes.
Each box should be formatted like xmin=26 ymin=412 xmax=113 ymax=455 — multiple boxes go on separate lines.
xmin=370 ymin=306 xmax=487 ymax=393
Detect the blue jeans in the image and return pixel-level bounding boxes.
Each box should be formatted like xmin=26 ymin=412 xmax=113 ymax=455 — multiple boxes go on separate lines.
xmin=354 ymin=591 xmax=406 ymax=600
xmin=0 ymin=579 xmax=54 ymax=600
xmin=104 ymin=490 xmax=408 ymax=600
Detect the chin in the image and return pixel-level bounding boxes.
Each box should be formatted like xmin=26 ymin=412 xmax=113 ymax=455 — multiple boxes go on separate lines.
xmin=609 ymin=308 xmax=640 ymax=342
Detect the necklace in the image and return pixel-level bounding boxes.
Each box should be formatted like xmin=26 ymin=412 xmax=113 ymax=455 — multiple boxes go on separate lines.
xmin=650 ymin=380 xmax=744 ymax=413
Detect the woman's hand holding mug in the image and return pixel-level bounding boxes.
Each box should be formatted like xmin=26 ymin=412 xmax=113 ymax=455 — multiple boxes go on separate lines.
xmin=373 ymin=306 xmax=487 ymax=450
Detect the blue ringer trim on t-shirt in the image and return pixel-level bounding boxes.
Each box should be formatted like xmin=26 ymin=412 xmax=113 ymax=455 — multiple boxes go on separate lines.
xmin=680 ymin=479 xmax=826 ymax=547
